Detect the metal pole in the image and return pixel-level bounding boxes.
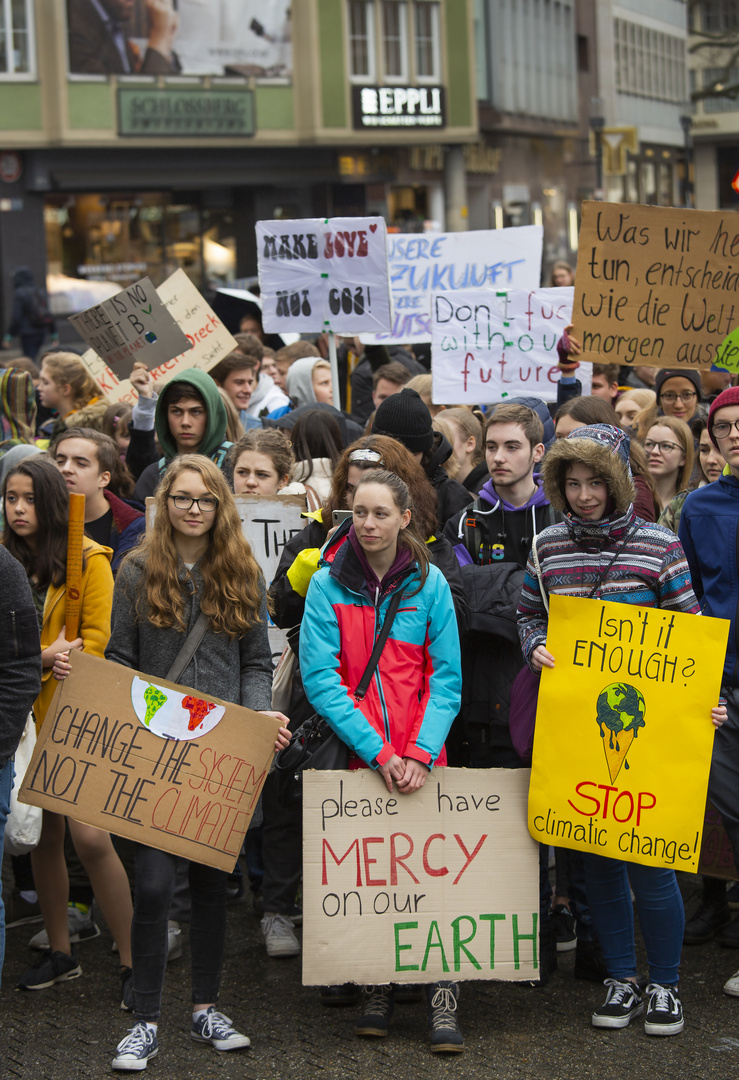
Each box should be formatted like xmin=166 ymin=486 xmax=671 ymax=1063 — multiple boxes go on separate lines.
xmin=327 ymin=330 xmax=341 ymax=412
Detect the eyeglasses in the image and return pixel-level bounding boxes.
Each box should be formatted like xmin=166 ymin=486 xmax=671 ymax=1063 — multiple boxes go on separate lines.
xmin=712 ymin=419 xmax=739 ymax=440
xmin=660 ymin=391 xmax=697 ymax=404
xmin=644 ymin=440 xmax=683 ymax=455
xmin=168 ymin=495 xmax=218 ymax=513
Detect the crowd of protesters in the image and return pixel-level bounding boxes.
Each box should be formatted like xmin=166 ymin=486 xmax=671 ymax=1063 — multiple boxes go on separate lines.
xmin=0 ymin=286 xmax=738 ymax=1068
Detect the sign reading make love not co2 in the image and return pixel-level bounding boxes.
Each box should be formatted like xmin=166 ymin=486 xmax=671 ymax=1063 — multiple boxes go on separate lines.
xmin=529 ymin=596 xmax=729 ymax=871
xmin=256 ymin=216 xmax=392 ymax=334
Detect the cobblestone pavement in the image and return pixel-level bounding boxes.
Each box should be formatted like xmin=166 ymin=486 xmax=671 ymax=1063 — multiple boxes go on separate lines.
xmin=2 ymin=873 xmax=739 ymax=1079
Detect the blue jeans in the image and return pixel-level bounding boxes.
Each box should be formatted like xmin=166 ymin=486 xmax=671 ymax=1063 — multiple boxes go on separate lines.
xmin=0 ymin=759 xmax=15 ymax=991
xmin=583 ymin=852 xmax=684 ymax=985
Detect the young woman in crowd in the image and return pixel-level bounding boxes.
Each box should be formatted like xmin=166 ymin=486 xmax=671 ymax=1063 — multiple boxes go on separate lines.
xmin=614 ymin=389 xmax=656 ymax=433
xmin=644 ymin=416 xmax=694 ymax=515
xmin=300 ymin=470 xmax=463 ymax=1053
xmin=102 ymin=403 xmax=133 ymax=461
xmin=517 ymin=423 xmax=724 ymax=1038
xmin=99 ymin=455 xmax=289 ymax=1070
xmin=4 ymin=458 xmax=134 ymax=999
xmin=659 ymin=417 xmax=723 ymax=534
xmin=228 ymin=428 xmax=294 ymax=497
xmin=435 ymin=406 xmax=486 ymax=491
xmin=37 ymin=353 xmax=108 ymax=439
xmin=289 ymin=409 xmax=343 ymax=503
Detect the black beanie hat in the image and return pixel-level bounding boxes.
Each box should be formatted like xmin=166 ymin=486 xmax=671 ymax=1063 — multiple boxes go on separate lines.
xmin=371 ymin=387 xmax=434 ymax=454
xmin=655 ymin=368 xmax=702 ymax=402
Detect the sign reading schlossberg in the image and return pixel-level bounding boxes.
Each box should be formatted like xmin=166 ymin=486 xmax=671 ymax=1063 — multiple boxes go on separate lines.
xmin=117 ymin=87 xmax=255 ymax=138
xmin=352 ymin=85 xmax=446 ymax=129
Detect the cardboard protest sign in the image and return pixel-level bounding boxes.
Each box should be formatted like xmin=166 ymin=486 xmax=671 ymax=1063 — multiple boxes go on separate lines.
xmin=529 ymin=595 xmax=729 ymax=871
xmin=69 ymin=277 xmax=192 ymax=379
xmin=303 ymin=768 xmax=539 ymax=986
xmin=18 ymin=652 xmax=279 ymax=872
xmin=79 ymin=270 xmax=237 ymax=404
xmin=362 ymin=227 xmax=544 ymax=345
xmin=256 ymin=217 xmax=392 ymax=334
xmin=573 ymin=202 xmax=739 ymax=370
xmin=698 ymin=802 xmax=739 ymax=881
xmin=430 ymin=287 xmax=590 ymax=404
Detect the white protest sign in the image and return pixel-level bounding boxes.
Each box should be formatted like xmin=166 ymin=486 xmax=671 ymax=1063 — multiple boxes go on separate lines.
xmin=360 ymin=227 xmax=543 ymax=345
xmin=303 ymin=768 xmax=539 ymax=986
xmin=431 ymin=287 xmax=590 ymax=404
xmin=69 ymin=277 xmax=192 ymax=378
xmin=256 ymin=217 xmax=392 ymax=334
xmin=80 ymin=270 xmax=238 ymax=404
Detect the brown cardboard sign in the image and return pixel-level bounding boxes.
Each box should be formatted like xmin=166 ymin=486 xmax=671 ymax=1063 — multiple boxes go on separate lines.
xmin=573 ymin=202 xmax=739 ymax=370
xmin=302 ymin=768 xmax=539 ymax=986
xmin=18 ymin=652 xmax=279 ymax=871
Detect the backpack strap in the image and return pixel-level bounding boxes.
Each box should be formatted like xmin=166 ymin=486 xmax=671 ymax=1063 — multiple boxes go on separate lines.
xmin=461 ymin=498 xmax=504 ymax=565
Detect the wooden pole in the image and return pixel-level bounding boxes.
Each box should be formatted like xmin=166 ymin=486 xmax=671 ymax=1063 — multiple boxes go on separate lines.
xmin=65 ymin=492 xmax=85 ymax=640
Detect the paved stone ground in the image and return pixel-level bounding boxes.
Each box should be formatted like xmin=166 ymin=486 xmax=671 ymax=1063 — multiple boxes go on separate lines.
xmin=2 ymin=871 xmax=739 ymax=1079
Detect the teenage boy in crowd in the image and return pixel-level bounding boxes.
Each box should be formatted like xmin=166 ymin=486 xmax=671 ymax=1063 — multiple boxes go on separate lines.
xmin=209 ymin=350 xmax=260 ymax=430
xmin=233 ymin=333 xmax=290 ymax=420
xmin=679 ymin=386 xmax=739 ymax=988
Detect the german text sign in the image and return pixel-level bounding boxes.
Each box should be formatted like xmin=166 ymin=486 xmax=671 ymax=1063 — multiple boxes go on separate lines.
xmin=302 ymin=769 xmax=539 ymax=986
xmin=573 ymin=202 xmax=739 ymax=370
xmin=256 ymin=216 xmax=392 ymax=334
xmin=18 ymin=652 xmax=279 ymax=871
xmin=529 ymin=596 xmax=729 ymax=870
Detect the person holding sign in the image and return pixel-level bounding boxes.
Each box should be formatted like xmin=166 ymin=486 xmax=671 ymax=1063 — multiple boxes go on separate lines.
xmin=517 ymin=424 xmax=724 ymax=1036
xmin=103 ymin=455 xmax=290 ymax=1072
xmin=2 ymin=458 xmax=136 ymax=999
xmin=300 ymin=471 xmax=464 ymax=1053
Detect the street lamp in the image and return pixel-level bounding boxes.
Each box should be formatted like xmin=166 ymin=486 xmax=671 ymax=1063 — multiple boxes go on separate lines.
xmin=590 ymin=96 xmax=605 ymax=200
xmin=680 ymin=111 xmax=693 ymax=208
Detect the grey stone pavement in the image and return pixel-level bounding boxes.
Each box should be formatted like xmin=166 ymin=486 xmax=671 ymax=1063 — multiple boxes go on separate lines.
xmin=2 ymin=871 xmax=739 ymax=1080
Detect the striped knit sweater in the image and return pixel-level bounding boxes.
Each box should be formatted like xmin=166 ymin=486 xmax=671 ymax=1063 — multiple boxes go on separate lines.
xmin=517 ymin=505 xmax=700 ymax=668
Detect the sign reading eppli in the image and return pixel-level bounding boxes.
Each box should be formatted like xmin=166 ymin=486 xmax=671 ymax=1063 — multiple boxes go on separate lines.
xmin=302 ymin=769 xmax=539 ymax=986
xmin=18 ymin=652 xmax=280 ymax=871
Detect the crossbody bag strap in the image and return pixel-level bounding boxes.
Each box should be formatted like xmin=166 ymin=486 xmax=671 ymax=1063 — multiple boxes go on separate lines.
xmin=587 ymin=524 xmax=640 ymax=600
xmin=530 ymin=537 xmax=549 ymax=614
xmin=166 ymin=610 xmax=210 ymax=683
xmin=355 ymin=589 xmax=405 ymax=701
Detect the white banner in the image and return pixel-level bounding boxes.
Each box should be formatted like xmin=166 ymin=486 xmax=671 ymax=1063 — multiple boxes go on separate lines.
xmin=361 ymin=227 xmax=543 ymax=345
xmin=431 ymin=287 xmax=591 ymax=405
xmin=256 ymin=217 xmax=392 ymax=335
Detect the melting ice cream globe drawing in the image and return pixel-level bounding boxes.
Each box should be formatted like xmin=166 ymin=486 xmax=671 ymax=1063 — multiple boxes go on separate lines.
xmin=131 ymin=677 xmax=225 ymax=741
xmin=595 ymin=683 xmax=646 ymax=783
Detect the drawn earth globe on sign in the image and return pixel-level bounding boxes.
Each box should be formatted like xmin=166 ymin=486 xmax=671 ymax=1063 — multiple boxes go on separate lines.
xmin=595 ymin=682 xmax=646 ymax=784
xmin=131 ymin=677 xmax=225 ymax=741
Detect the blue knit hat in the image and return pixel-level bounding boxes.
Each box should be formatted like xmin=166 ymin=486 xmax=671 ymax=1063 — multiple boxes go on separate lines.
xmin=566 ymin=423 xmax=631 ymax=468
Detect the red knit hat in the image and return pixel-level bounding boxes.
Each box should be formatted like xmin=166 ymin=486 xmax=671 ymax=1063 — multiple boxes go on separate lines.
xmin=708 ymin=386 xmax=739 ymax=448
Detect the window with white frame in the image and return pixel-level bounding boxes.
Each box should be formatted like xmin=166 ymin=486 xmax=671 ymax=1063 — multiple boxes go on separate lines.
xmin=614 ymin=18 xmax=686 ymax=104
xmin=348 ymin=0 xmax=440 ymax=83
xmin=0 ymin=0 xmax=34 ymax=77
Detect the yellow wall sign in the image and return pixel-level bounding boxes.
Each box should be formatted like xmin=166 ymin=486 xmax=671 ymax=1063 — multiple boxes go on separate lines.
xmin=529 ymin=595 xmax=729 ymax=871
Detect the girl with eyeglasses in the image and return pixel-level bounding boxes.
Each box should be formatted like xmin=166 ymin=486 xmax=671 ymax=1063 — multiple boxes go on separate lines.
xmin=654 ymin=370 xmax=702 ymax=424
xmin=644 ymin=417 xmax=694 ymax=515
xmin=103 ymin=455 xmax=290 ymax=1071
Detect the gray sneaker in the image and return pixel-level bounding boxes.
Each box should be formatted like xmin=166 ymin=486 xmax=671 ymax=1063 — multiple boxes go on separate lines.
xmin=261 ymin=912 xmax=300 ymax=957
xmin=29 ymin=903 xmax=99 ymax=950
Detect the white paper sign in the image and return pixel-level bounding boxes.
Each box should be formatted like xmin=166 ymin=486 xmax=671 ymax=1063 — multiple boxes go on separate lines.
xmin=256 ymin=217 xmax=392 ymax=334
xmin=361 ymin=227 xmax=544 ymax=345
xmin=69 ymin=277 xmax=192 ymax=378
xmin=303 ymin=769 xmax=539 ymax=986
xmin=431 ymin=287 xmax=592 ymax=405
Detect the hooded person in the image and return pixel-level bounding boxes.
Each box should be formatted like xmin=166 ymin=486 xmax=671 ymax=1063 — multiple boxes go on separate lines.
xmin=244 ymin=368 xmax=290 ymax=421
xmin=267 ymin=356 xmax=332 ymax=419
xmin=130 ymin=369 xmax=231 ymax=502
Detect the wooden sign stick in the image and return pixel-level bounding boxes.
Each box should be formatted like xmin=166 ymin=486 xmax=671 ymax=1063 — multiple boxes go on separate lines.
xmin=65 ymin=492 xmax=85 ymax=640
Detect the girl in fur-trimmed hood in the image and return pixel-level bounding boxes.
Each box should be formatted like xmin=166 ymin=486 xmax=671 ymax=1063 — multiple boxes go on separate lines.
xmin=541 ymin=423 xmax=635 ymax=520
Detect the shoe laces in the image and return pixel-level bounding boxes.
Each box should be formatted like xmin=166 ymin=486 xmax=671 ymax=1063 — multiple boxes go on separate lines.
xmin=604 ymin=978 xmax=637 ymax=1005
xmin=117 ymin=1024 xmax=153 ymax=1054
xmin=362 ymin=985 xmax=393 ymax=1015
xmin=646 ymin=983 xmax=676 ymax=1014
xmin=200 ymin=1010 xmax=235 ymax=1039
xmin=429 ymin=986 xmax=459 ymax=1029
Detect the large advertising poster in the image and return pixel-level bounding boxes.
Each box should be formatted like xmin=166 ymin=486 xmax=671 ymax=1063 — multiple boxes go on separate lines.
xmin=67 ymin=0 xmax=292 ymax=79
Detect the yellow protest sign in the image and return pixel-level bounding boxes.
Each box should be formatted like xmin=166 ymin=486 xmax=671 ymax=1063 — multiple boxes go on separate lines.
xmin=529 ymin=595 xmax=729 ymax=871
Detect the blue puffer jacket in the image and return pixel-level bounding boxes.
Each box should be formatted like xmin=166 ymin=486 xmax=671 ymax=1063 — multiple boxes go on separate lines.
xmin=679 ymin=473 xmax=739 ymax=686
xmin=300 ymin=533 xmax=461 ymax=771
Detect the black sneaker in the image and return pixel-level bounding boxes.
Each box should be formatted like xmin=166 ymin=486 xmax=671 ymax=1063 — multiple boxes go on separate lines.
xmin=17 ymin=949 xmax=82 ymax=990
xmin=591 ymin=979 xmax=643 ymax=1029
xmin=551 ymin=904 xmax=577 ymax=952
xmin=120 ymin=966 xmax=134 ymax=1011
xmin=355 ymin=985 xmax=394 ymax=1037
xmin=683 ymin=898 xmax=730 ymax=945
xmin=644 ymin=983 xmax=683 ymax=1036
xmin=427 ymin=981 xmax=464 ymax=1053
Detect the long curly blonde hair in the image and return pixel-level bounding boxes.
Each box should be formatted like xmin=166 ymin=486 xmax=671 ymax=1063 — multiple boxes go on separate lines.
xmin=125 ymin=455 xmax=267 ymax=636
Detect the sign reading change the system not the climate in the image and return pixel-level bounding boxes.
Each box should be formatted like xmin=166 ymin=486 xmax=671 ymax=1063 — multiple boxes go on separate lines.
xmin=573 ymin=202 xmax=739 ymax=370
xmin=256 ymin=216 xmax=392 ymax=334
xmin=529 ymin=596 xmax=730 ymax=871
xmin=302 ymin=769 xmax=539 ymax=986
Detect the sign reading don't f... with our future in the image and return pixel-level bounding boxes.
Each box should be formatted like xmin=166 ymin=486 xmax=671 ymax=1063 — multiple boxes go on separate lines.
xmin=18 ymin=652 xmax=280 ymax=872
xmin=256 ymin=217 xmax=392 ymax=335
xmin=529 ymin=596 xmax=730 ymax=871
xmin=573 ymin=202 xmax=739 ymax=370
xmin=302 ymin=769 xmax=539 ymax=986
xmin=69 ymin=276 xmax=192 ymax=379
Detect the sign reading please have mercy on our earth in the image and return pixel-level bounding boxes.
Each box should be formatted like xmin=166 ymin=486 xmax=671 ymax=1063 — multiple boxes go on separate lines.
xmin=256 ymin=217 xmax=392 ymax=334
xmin=302 ymin=769 xmax=539 ymax=986
xmin=530 ymin=596 xmax=729 ymax=871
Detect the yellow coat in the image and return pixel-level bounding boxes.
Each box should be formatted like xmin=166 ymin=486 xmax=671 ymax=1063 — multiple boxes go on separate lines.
xmin=35 ymin=537 xmax=114 ymax=727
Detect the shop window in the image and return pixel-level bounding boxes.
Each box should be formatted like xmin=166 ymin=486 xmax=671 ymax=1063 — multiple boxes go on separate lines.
xmin=0 ymin=0 xmax=35 ymax=78
xmin=348 ymin=0 xmax=440 ymax=83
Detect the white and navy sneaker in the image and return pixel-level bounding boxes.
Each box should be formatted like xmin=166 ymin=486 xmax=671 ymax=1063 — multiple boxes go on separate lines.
xmin=644 ymin=983 xmax=684 ymax=1036
xmin=591 ymin=979 xmax=644 ymax=1029
xmin=190 ymin=1007 xmax=251 ymax=1051
xmin=111 ymin=1023 xmax=158 ymax=1071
